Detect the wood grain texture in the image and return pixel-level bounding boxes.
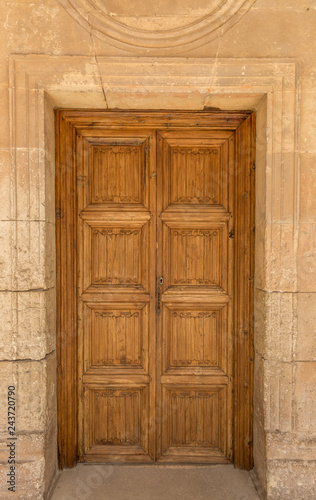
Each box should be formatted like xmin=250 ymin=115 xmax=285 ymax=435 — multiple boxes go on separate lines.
xmin=233 ymin=113 xmax=256 ymax=470
xmin=56 ymin=110 xmax=254 ymax=469
xmin=157 ymin=128 xmax=234 ymax=463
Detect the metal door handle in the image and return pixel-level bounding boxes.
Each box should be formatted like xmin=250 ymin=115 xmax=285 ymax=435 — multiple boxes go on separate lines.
xmin=157 ymin=277 xmax=164 ymax=316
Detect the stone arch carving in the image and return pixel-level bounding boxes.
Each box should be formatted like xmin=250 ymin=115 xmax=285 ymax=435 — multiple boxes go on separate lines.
xmin=57 ymin=0 xmax=257 ymax=54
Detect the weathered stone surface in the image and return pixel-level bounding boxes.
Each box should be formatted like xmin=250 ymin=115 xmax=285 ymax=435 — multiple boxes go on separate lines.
xmin=253 ymin=418 xmax=267 ymax=498
xmin=0 ymin=459 xmax=45 ymax=499
xmin=295 ymin=362 xmax=316 ymax=432
xmin=0 ymin=290 xmax=55 ymax=361
xmin=297 ymin=223 xmax=316 ymax=292
xmin=0 ymin=150 xmax=12 ymax=222
xmin=0 ymin=359 xmax=50 ymax=433
xmin=264 ymin=361 xmax=293 ymax=432
xmin=0 ymin=221 xmax=13 ymax=290
xmin=300 ymin=92 xmax=316 ymax=154
xmin=266 ymin=432 xmax=316 ymax=461
xmin=295 ymin=294 xmax=316 ymax=361
xmin=0 ymin=432 xmax=45 ymax=463
xmin=255 ymin=223 xmax=298 ymax=292
xmin=0 ymin=90 xmax=10 ymax=149
xmin=253 ymin=353 xmax=265 ymax=426
xmin=267 ymin=460 xmax=316 ymax=500
xmin=106 ymin=90 xmax=207 ymax=110
xmin=254 ymin=290 xmax=294 ymax=362
xmin=44 ymin=418 xmax=58 ymax=498
xmin=300 ymin=153 xmax=316 ymax=223
xmin=13 ymin=220 xmax=55 ymax=290
xmin=15 ymin=148 xmax=46 ymax=221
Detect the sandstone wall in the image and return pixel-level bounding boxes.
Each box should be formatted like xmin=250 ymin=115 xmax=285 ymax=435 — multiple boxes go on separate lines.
xmin=0 ymin=1 xmax=315 ymax=498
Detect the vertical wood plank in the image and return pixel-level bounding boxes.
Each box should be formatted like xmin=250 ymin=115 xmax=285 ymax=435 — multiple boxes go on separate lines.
xmin=56 ymin=111 xmax=78 ymax=468
xmin=234 ymin=113 xmax=256 ymax=470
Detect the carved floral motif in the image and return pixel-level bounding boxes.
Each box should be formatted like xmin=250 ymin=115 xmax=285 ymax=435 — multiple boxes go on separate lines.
xmin=172 ymin=392 xmax=217 ymax=400
xmin=95 ymin=390 xmax=138 ymax=398
xmin=93 ymin=277 xmax=138 ymax=284
xmin=93 ymin=229 xmax=140 ymax=236
xmin=172 ymin=312 xmax=216 ymax=318
xmin=95 ymin=311 xmax=140 ymax=318
xmin=173 ymin=230 xmax=218 ymax=237
xmin=173 ymin=196 xmax=217 ymax=204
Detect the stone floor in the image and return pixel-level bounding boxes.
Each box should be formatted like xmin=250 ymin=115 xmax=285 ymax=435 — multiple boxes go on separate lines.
xmin=50 ymin=464 xmax=261 ymax=500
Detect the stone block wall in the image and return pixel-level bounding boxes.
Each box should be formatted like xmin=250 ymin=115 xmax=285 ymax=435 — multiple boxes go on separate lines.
xmin=0 ymin=1 xmax=315 ymax=499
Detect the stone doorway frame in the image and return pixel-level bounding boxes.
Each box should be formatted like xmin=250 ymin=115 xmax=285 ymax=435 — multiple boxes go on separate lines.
xmin=8 ymin=55 xmax=299 ymax=498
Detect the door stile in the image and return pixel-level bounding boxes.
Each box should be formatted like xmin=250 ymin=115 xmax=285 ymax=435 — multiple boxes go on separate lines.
xmin=56 ymin=113 xmax=79 ymax=468
xmin=233 ymin=114 xmax=256 ymax=469
xmin=155 ymin=131 xmax=164 ymax=460
xmin=147 ymin=130 xmax=158 ymax=461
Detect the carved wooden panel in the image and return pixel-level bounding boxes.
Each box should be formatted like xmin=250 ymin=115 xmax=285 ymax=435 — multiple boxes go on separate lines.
xmin=56 ymin=110 xmax=255 ymax=469
xmin=90 ymin=225 xmax=147 ymax=286
xmin=168 ymin=309 xmax=220 ymax=368
xmin=92 ymin=389 xmax=141 ymax=446
xmin=167 ymin=389 xmax=222 ymax=447
xmin=91 ymin=145 xmax=144 ymax=205
xmin=92 ymin=311 xmax=141 ymax=366
xmin=167 ymin=226 xmax=223 ymax=287
xmin=83 ymin=303 xmax=149 ymax=369
xmin=159 ymin=132 xmax=233 ymax=211
xmin=159 ymin=386 xmax=230 ymax=463
xmin=169 ymin=147 xmax=220 ymax=205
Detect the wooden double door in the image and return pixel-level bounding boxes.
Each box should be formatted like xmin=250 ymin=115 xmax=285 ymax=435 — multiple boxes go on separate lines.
xmin=56 ymin=110 xmax=255 ymax=469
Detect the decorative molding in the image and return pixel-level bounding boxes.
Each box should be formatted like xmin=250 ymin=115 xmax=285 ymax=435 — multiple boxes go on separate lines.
xmin=173 ymin=359 xmax=216 ymax=366
xmin=98 ymin=147 xmax=139 ymax=154
xmin=173 ymin=196 xmax=217 ymax=203
xmin=93 ymin=196 xmax=140 ymax=202
xmin=172 ymin=312 xmax=216 ymax=318
xmin=173 ymin=279 xmax=213 ymax=284
xmin=172 ymin=148 xmax=217 ymax=154
xmin=172 ymin=392 xmax=217 ymax=399
xmin=173 ymin=230 xmax=218 ymax=237
xmin=57 ymin=0 xmax=257 ymax=55
xmin=95 ymin=390 xmax=138 ymax=398
xmin=94 ymin=311 xmax=140 ymax=318
xmin=93 ymin=229 xmax=140 ymax=236
xmin=93 ymin=277 xmax=139 ymax=284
